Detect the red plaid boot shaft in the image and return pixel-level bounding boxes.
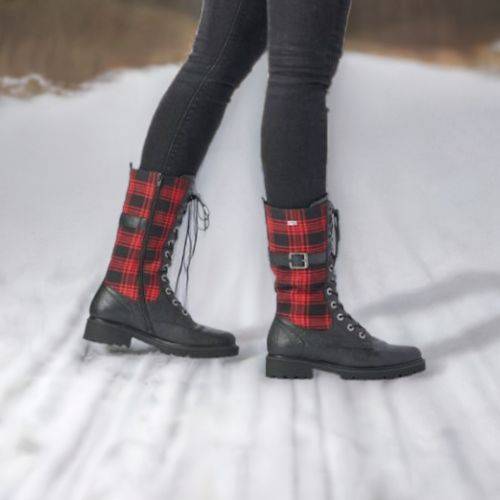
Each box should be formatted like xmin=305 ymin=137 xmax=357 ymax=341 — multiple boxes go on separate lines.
xmin=104 ymin=168 xmax=192 ymax=302
xmin=84 ymin=167 xmax=238 ymax=357
xmin=264 ymin=198 xmax=333 ymax=330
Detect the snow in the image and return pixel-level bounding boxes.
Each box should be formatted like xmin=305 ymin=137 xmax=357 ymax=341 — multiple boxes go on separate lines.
xmin=1 ymin=53 xmax=500 ymax=500
xmin=0 ymin=74 xmax=62 ymax=97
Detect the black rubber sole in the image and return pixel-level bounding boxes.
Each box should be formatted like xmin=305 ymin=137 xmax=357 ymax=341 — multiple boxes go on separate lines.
xmin=83 ymin=317 xmax=239 ymax=358
xmin=266 ymin=354 xmax=426 ymax=380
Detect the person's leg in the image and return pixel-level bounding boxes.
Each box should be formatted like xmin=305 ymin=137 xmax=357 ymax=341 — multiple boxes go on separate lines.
xmin=83 ymin=0 xmax=267 ymax=358
xmin=262 ymin=0 xmax=350 ymax=208
xmin=141 ymin=0 xmax=267 ymax=175
xmin=262 ymin=0 xmax=425 ymax=380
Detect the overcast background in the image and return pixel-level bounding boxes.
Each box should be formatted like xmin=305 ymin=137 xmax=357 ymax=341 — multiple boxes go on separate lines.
xmin=1 ymin=2 xmax=499 ymax=500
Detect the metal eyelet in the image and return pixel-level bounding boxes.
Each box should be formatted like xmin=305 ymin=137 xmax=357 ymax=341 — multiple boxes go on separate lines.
xmin=330 ymin=301 xmax=337 ymax=309
xmin=172 ymin=299 xmax=179 ymax=306
xmin=326 ymin=287 xmax=333 ymax=296
xmin=358 ymin=331 xmax=367 ymax=339
xmin=182 ymin=309 xmax=189 ymax=316
xmin=347 ymin=324 xmax=354 ymax=332
xmin=329 ymin=265 xmax=334 ymax=272
xmin=165 ymin=288 xmax=172 ymax=295
xmin=164 ymin=250 xmax=170 ymax=258
xmin=336 ymin=313 xmax=345 ymax=321
xmin=161 ymin=275 xmax=168 ymax=282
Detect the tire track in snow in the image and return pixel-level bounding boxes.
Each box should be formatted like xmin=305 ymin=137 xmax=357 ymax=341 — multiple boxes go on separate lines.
xmin=152 ymin=360 xmax=206 ymax=497
xmin=0 ymin=283 xmax=101 ymax=497
xmin=314 ymin=377 xmax=333 ymax=500
xmin=382 ymin=389 xmax=413 ymax=490
xmin=0 ymin=282 xmax=95 ymax=413
xmin=421 ymin=375 xmax=487 ymax=499
xmin=6 ymin=354 xmax=132 ymax=500
xmin=73 ymin=353 xmax=177 ymax=500
xmin=49 ymin=352 xmax=158 ymax=500
xmin=291 ymin=382 xmax=300 ymax=500
xmin=0 ymin=286 xmax=96 ymax=459
xmin=235 ymin=358 xmax=262 ymax=500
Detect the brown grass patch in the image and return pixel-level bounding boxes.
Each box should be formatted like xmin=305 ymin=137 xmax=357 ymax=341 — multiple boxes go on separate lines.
xmin=0 ymin=0 xmax=196 ymax=87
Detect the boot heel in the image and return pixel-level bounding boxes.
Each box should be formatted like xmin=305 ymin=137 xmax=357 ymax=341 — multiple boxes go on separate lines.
xmin=83 ymin=318 xmax=132 ymax=348
xmin=266 ymin=355 xmax=313 ymax=379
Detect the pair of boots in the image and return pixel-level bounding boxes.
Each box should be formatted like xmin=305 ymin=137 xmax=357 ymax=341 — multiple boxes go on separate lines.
xmin=84 ymin=169 xmax=425 ymax=379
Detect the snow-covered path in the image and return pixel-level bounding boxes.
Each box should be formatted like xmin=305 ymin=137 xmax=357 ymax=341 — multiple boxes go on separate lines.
xmin=1 ymin=54 xmax=499 ymax=500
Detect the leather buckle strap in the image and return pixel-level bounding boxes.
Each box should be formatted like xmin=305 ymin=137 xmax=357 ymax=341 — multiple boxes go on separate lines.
xmin=269 ymin=251 xmax=327 ymax=270
xmin=289 ymin=252 xmax=308 ymax=269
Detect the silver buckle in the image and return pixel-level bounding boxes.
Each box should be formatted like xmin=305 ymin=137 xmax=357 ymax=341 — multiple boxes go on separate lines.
xmin=288 ymin=252 xmax=309 ymax=270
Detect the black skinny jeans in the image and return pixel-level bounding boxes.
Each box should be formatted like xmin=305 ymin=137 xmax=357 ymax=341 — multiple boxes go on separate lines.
xmin=140 ymin=0 xmax=351 ymax=208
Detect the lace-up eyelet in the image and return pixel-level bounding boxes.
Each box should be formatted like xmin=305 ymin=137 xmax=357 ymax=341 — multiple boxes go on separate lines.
xmin=326 ymin=287 xmax=333 ymax=296
xmin=164 ymin=250 xmax=170 ymax=258
xmin=347 ymin=324 xmax=354 ymax=332
xmin=161 ymin=275 xmax=168 ymax=282
xmin=330 ymin=301 xmax=337 ymax=309
xmin=172 ymin=299 xmax=179 ymax=306
xmin=358 ymin=331 xmax=367 ymax=339
xmin=336 ymin=313 xmax=345 ymax=321
xmin=329 ymin=265 xmax=334 ymax=272
xmin=165 ymin=288 xmax=172 ymax=295
xmin=182 ymin=309 xmax=189 ymax=316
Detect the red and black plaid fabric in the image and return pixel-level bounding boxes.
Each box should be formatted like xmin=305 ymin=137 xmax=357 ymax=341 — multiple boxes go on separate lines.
xmin=104 ymin=168 xmax=192 ymax=301
xmin=143 ymin=176 xmax=191 ymax=301
xmin=265 ymin=200 xmax=332 ymax=330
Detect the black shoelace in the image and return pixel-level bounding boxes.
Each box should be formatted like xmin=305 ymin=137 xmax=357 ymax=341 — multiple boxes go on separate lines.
xmin=161 ymin=192 xmax=210 ymax=316
xmin=326 ymin=203 xmax=368 ymax=339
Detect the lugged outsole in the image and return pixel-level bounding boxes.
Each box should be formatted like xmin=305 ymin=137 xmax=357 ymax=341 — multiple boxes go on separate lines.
xmin=83 ymin=317 xmax=239 ymax=358
xmin=266 ymin=355 xmax=426 ymax=380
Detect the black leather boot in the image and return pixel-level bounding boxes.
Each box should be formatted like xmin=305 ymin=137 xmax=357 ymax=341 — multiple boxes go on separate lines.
xmin=264 ymin=198 xmax=425 ymax=379
xmin=83 ymin=168 xmax=238 ymax=357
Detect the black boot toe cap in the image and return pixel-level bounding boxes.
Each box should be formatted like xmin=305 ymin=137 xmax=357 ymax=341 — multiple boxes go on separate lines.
xmin=382 ymin=343 xmax=423 ymax=365
xmin=199 ymin=326 xmax=237 ymax=347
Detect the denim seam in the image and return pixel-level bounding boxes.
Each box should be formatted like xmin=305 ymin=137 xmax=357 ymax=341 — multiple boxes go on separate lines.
xmin=160 ymin=0 xmax=247 ymax=172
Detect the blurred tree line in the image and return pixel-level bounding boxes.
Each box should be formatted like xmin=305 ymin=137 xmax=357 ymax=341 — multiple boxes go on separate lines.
xmin=348 ymin=0 xmax=500 ymax=47
xmin=171 ymin=0 xmax=500 ymax=48
xmin=0 ymin=0 xmax=499 ymax=90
